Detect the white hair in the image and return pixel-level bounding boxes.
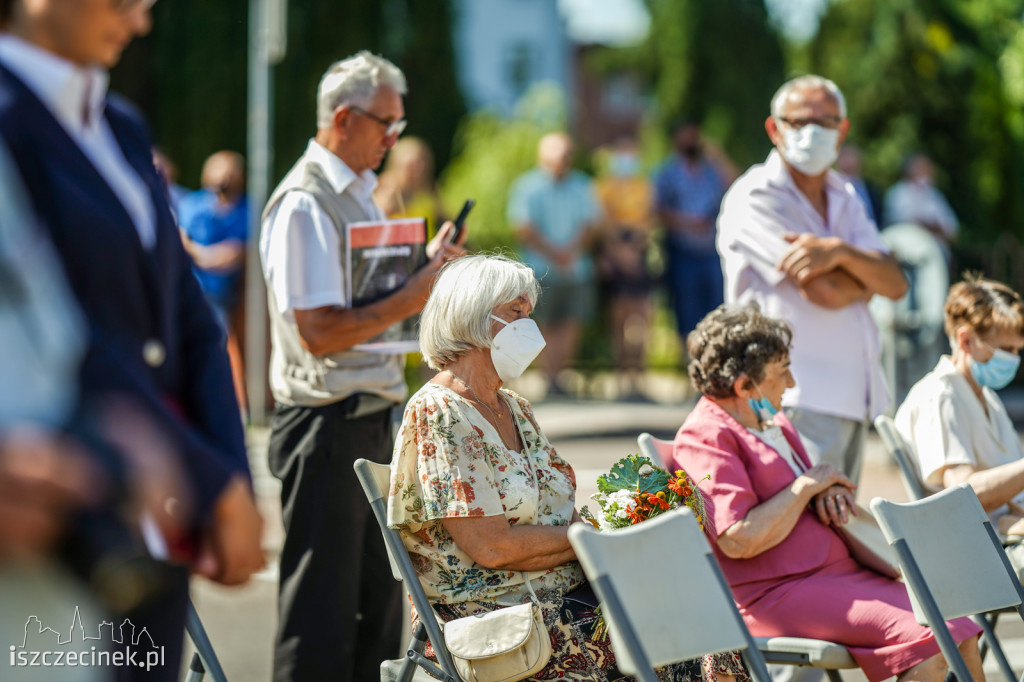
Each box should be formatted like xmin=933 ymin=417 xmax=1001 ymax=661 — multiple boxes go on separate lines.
xmin=419 ymin=255 xmax=540 ymax=371
xmin=316 ymin=51 xmax=407 ymax=129
xmin=770 ymin=75 xmax=847 ymax=120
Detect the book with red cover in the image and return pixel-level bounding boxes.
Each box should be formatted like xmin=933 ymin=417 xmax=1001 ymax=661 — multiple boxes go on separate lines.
xmin=345 ymin=217 xmax=427 ymax=353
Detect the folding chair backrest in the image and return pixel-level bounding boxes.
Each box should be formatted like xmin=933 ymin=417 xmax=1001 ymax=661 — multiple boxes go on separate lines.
xmin=873 ymin=415 xmax=926 ymax=501
xmin=871 ymin=483 xmax=1023 ymax=623
xmin=569 ymin=508 xmax=758 ymax=675
xmin=353 ymin=459 xmax=403 ymax=582
xmin=637 ymin=432 xmax=675 ymax=472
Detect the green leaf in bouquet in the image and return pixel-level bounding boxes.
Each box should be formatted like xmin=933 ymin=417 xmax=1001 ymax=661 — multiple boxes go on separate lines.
xmin=596 ymin=454 xmax=669 ymax=495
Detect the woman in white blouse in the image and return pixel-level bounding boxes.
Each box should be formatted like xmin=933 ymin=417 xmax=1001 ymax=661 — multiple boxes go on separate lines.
xmin=896 ymin=275 xmax=1024 ymax=577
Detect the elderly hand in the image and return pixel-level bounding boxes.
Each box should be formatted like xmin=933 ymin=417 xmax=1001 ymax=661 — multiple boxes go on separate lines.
xmin=795 ymin=463 xmax=855 ymax=499
xmin=778 ymin=233 xmax=848 ymax=284
xmin=813 ymin=484 xmax=857 ymax=526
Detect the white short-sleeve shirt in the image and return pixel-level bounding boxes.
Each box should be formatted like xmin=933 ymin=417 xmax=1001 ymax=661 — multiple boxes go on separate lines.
xmin=717 ymin=149 xmax=891 ymax=422
xmin=895 ymin=355 xmax=1024 ymax=524
xmin=259 ymin=139 xmax=383 ymax=321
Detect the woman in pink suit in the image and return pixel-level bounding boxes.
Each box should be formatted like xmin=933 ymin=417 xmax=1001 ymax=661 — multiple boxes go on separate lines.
xmin=674 ymin=303 xmax=983 ymax=682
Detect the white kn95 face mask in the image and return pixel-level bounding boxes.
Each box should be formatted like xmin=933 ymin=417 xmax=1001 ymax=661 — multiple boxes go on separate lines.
xmin=489 ymin=315 xmax=546 ymax=382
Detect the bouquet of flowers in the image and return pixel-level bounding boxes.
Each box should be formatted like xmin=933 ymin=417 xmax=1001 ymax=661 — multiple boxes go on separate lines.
xmin=580 ymin=454 xmax=709 ymax=531
xmin=578 ymin=454 xmax=709 ymax=640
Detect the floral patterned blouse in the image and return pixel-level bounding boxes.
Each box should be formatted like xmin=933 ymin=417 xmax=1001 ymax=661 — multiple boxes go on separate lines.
xmin=387 ymin=382 xmax=585 ymax=606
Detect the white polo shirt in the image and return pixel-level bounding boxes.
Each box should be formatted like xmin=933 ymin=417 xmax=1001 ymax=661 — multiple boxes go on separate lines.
xmin=895 ymin=356 xmax=1024 ymax=525
xmin=717 ymin=150 xmax=891 ymax=422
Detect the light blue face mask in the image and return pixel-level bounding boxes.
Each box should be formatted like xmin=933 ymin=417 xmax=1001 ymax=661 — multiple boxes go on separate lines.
xmin=747 ymin=388 xmax=779 ymax=424
xmin=970 ymin=341 xmax=1021 ymax=390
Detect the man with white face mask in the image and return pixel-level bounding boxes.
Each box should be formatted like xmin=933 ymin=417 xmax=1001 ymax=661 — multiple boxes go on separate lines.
xmin=717 ymin=75 xmax=907 ymax=498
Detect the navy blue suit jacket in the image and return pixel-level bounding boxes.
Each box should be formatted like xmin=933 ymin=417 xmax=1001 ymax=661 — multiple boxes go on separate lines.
xmin=0 ymin=65 xmax=249 ymax=522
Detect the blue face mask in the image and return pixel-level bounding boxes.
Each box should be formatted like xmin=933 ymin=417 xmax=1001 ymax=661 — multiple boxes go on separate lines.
xmin=970 ymin=342 xmax=1021 ymax=390
xmin=747 ymin=393 xmax=779 ymax=424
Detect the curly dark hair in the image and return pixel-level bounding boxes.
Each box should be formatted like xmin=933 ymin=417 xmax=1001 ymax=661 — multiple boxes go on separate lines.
xmin=687 ymin=303 xmax=793 ymax=398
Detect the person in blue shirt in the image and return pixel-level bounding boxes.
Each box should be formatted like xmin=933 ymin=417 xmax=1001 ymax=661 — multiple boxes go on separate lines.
xmin=178 ymin=150 xmax=249 ymax=327
xmin=655 ymin=121 xmax=733 ymax=343
xmin=508 ymin=133 xmax=600 ymax=397
xmin=178 ymin=150 xmax=249 ymax=412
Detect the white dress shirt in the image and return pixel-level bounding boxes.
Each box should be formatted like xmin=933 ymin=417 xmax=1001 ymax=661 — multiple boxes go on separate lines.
xmin=895 ymin=355 xmax=1024 ymax=525
xmin=884 ymin=180 xmax=959 ymax=238
xmin=259 ymin=139 xmax=383 ymax=321
xmin=717 ymin=150 xmax=891 ymax=422
xmin=0 ymin=35 xmax=156 ymax=249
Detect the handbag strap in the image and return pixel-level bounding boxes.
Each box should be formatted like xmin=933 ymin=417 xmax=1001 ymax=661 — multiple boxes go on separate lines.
xmin=500 ymin=393 xmax=544 ymax=609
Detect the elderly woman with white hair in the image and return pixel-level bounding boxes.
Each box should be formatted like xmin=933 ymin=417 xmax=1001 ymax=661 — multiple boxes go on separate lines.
xmin=387 ymin=255 xmax=747 ymax=681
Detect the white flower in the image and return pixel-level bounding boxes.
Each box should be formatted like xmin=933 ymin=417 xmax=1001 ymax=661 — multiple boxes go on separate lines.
xmin=615 ymin=509 xmax=629 ymax=520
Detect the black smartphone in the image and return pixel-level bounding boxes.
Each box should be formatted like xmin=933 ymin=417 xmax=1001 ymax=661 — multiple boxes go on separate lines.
xmin=448 ymin=199 xmax=475 ymax=243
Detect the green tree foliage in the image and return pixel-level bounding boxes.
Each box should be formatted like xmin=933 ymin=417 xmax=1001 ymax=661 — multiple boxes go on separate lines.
xmin=111 ymin=0 xmax=464 ymax=187
xmin=591 ymin=0 xmax=786 ymax=167
xmin=438 ymin=83 xmax=567 ymax=253
xmin=809 ymin=0 xmax=1024 ymax=243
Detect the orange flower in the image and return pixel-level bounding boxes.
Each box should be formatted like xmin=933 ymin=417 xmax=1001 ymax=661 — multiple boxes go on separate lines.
xmin=680 ymin=485 xmax=693 ymax=498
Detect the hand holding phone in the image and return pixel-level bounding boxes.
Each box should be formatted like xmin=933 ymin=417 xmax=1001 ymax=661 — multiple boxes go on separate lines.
xmin=448 ymin=199 xmax=475 ymax=243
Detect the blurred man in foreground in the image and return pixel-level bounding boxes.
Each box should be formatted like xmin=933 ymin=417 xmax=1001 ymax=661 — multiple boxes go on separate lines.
xmin=0 ymin=0 xmax=265 ymax=678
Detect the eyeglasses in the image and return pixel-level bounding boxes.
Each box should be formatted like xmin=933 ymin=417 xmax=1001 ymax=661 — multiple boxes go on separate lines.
xmin=350 ymin=106 xmax=407 ymax=138
xmin=777 ymin=115 xmax=843 ymax=130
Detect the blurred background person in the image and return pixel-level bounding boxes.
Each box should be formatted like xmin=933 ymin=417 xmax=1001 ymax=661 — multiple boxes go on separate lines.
xmin=835 ymin=144 xmax=881 ymax=226
xmin=178 ymin=150 xmax=250 ymax=415
xmin=152 ymin=147 xmax=190 ymax=217
xmin=373 ymin=135 xmax=447 ymax=231
xmin=509 ymin=132 xmax=601 ymax=397
xmin=884 ymin=152 xmax=959 ymax=261
xmin=0 ymin=2 xmax=266 ymax=679
xmin=655 ymin=120 xmax=732 ymax=347
xmin=594 ymin=136 xmax=657 ymax=400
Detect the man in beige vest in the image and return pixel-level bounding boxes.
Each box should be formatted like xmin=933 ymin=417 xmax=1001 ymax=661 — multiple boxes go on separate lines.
xmin=259 ymin=51 xmax=465 ymax=682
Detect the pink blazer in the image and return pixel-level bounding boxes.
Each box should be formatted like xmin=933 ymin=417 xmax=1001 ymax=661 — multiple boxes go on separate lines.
xmin=673 ymin=397 xmax=848 ymax=594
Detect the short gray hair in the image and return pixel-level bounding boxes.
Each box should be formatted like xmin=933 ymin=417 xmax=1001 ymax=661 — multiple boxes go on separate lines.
xmin=770 ymin=74 xmax=847 ymax=120
xmin=419 ymin=255 xmax=540 ymax=371
xmin=316 ymin=51 xmax=407 ymax=129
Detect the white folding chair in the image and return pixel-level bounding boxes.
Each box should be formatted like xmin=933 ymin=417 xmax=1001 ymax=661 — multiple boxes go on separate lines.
xmin=873 ymin=415 xmax=927 ymax=501
xmin=569 ymin=507 xmax=772 ymax=682
xmin=354 ymin=458 xmax=460 ymax=682
xmin=872 ymin=484 xmax=1024 ymax=682
xmin=637 ymin=432 xmax=675 ymax=471
xmin=874 ymin=415 xmax=1017 ymax=680
xmin=635 ymin=433 xmax=857 ymax=681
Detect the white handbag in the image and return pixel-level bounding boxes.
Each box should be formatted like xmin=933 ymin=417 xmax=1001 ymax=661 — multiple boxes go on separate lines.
xmin=443 ymin=580 xmax=552 ymax=682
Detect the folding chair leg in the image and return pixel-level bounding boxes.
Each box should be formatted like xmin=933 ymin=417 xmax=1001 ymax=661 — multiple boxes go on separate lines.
xmin=893 ymin=541 xmax=974 ymax=682
xmin=972 ymin=613 xmax=1014 ymax=682
xmin=594 ymin=575 xmax=660 ymax=682
xmin=825 ymin=670 xmax=843 ymax=682
xmin=186 ymin=599 xmax=228 ymax=682
xmin=184 ymin=653 xmax=205 ymax=682
xmin=395 ymin=622 xmax=428 ymax=682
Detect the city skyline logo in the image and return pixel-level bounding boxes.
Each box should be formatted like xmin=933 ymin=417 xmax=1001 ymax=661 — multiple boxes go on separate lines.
xmin=9 ymin=606 xmax=164 ymax=671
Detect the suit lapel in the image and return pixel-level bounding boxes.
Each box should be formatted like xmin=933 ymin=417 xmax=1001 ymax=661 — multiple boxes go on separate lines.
xmin=0 ymin=65 xmax=165 ymax=320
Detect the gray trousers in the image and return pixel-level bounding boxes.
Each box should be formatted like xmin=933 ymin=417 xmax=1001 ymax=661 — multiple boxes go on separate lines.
xmin=784 ymin=407 xmax=868 ymax=486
